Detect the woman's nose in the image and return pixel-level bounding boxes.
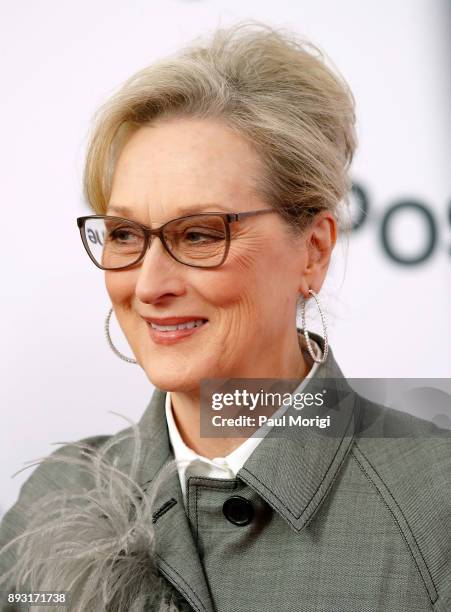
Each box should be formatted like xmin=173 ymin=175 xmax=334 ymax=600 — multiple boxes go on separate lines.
xmin=134 ymin=236 xmax=186 ymax=304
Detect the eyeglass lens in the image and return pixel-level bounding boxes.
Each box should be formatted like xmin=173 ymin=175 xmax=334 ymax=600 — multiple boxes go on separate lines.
xmin=82 ymin=216 xmax=228 ymax=269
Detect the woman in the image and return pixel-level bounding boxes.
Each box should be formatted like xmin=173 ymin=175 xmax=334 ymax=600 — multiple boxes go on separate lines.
xmin=0 ymin=21 xmax=450 ymax=612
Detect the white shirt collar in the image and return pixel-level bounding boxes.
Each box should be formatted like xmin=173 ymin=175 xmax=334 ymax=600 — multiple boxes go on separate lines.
xmin=165 ymin=336 xmax=323 ymax=503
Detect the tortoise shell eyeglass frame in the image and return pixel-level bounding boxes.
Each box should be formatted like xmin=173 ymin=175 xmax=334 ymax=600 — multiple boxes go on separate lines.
xmin=76 ymin=208 xmax=278 ymax=271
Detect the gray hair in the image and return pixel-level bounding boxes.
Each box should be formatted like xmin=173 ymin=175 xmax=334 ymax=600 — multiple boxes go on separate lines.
xmin=83 ymin=20 xmax=357 ymax=235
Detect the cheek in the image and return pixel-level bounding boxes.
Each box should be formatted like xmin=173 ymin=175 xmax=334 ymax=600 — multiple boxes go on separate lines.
xmin=223 ymin=235 xmax=280 ymax=299
xmin=104 ymin=272 xmax=135 ymax=305
xmin=202 ymin=251 xmax=266 ymax=315
xmin=213 ymin=239 xmax=300 ymax=321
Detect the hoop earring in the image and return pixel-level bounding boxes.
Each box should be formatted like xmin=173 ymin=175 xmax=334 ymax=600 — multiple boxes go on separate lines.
xmin=299 ymin=289 xmax=329 ymax=364
xmin=105 ymin=307 xmax=138 ymax=364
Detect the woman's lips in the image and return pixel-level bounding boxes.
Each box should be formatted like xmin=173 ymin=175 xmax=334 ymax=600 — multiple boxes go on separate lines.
xmin=147 ymin=320 xmax=208 ymax=345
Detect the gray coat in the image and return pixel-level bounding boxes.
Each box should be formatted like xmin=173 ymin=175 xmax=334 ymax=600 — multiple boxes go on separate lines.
xmin=0 ymin=331 xmax=450 ymax=612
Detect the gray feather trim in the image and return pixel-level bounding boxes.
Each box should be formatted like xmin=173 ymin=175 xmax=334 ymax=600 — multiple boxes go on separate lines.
xmin=0 ymin=413 xmax=186 ymax=612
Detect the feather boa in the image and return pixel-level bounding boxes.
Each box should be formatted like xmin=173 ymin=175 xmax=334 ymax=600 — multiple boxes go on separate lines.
xmin=0 ymin=413 xmax=188 ymax=612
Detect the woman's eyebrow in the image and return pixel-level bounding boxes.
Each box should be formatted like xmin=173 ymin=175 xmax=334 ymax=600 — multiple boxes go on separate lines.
xmin=106 ymin=202 xmax=232 ymax=218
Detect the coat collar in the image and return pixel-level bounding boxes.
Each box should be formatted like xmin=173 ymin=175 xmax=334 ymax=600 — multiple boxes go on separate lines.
xmin=127 ymin=329 xmax=360 ymax=612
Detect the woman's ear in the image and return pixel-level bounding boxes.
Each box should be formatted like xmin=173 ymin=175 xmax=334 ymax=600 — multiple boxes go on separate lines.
xmin=298 ymin=211 xmax=337 ymax=296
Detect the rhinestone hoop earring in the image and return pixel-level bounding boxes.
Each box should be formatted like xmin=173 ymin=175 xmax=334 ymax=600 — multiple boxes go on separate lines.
xmin=299 ymin=289 xmax=329 ymax=364
xmin=105 ymin=307 xmax=138 ymax=364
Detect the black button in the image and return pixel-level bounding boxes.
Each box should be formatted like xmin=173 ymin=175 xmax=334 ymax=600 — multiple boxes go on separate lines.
xmin=222 ymin=495 xmax=254 ymax=526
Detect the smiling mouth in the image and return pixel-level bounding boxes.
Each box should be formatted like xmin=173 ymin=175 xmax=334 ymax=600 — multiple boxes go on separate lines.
xmin=149 ymin=319 xmax=208 ymax=332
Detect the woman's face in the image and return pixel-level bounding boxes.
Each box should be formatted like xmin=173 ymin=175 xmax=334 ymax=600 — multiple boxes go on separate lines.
xmin=105 ymin=117 xmax=318 ymax=392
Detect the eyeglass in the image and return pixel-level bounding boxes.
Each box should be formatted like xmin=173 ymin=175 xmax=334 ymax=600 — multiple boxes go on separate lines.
xmin=76 ymin=208 xmax=277 ymax=270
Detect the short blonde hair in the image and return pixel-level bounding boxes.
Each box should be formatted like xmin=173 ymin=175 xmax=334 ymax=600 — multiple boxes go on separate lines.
xmin=83 ymin=20 xmax=357 ymax=234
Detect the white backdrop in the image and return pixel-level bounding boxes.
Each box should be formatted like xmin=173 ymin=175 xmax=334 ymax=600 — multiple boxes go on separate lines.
xmin=1 ymin=0 xmax=450 ymax=515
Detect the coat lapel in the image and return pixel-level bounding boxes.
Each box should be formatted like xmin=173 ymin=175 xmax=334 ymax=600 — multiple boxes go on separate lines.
xmin=134 ymin=389 xmax=215 ymax=612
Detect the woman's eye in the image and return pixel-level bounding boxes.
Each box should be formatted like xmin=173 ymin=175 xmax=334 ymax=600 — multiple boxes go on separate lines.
xmin=110 ymin=228 xmax=139 ymax=242
xmin=184 ymin=230 xmax=223 ymax=243
xmin=186 ymin=231 xmax=207 ymax=243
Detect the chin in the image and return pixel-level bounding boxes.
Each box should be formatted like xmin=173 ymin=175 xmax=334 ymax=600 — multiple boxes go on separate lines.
xmin=141 ymin=364 xmax=202 ymax=393
xmin=142 ymin=345 xmax=219 ymax=387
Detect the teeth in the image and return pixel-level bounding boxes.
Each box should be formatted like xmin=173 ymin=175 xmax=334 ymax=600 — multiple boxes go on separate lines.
xmin=150 ymin=319 xmax=206 ymax=331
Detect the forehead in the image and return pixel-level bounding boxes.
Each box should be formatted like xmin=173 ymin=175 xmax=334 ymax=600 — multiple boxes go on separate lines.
xmin=107 ymin=117 xmax=264 ymax=223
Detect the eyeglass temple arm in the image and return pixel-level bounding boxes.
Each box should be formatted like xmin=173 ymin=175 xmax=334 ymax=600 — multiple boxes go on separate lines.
xmin=228 ymin=208 xmax=276 ymax=222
